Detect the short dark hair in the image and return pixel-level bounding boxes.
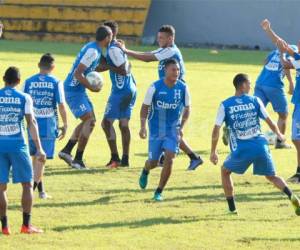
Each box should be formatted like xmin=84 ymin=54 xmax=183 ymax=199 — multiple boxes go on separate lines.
xmin=39 ymin=53 xmax=54 ymax=70
xmin=233 ymin=73 xmax=249 ymax=89
xmin=164 ymin=58 xmax=179 ymax=68
xmin=104 ymin=20 xmax=118 ymax=36
xmin=4 ymin=66 xmax=20 ymax=85
xmin=158 ymin=25 xmax=175 ymax=36
xmin=96 ymin=25 xmax=112 ymax=41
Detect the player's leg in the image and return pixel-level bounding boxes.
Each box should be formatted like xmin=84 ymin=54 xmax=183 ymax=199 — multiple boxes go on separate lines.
xmin=102 ymin=118 xmax=120 ymax=168
xmin=154 ymin=150 xmax=175 ymax=201
xmin=0 ymin=154 xmax=10 ymax=235
xmin=71 ymin=111 xmax=96 ymax=169
xmin=221 ymin=166 xmax=237 ymax=214
xmin=139 ymin=160 xmax=158 ymax=189
xmin=288 ymin=104 xmax=300 ymax=182
xmin=119 ymin=119 xmax=131 ymax=166
xmin=179 ymin=138 xmax=203 ymax=170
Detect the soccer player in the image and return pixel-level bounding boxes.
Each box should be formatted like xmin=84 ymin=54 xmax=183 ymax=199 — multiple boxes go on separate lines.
xmin=210 ymin=73 xmax=300 ymax=215
xmin=99 ymin=21 xmax=137 ymax=168
xmin=0 ymin=67 xmax=46 ymax=235
xmin=255 ymin=48 xmax=294 ymax=149
xmin=118 ymin=25 xmax=203 ymax=170
xmin=59 ymin=26 xmax=112 ymax=169
xmin=23 ymin=53 xmax=67 ymax=199
xmin=260 ymin=19 xmax=300 ymax=183
xmin=138 ymin=59 xmax=191 ymax=201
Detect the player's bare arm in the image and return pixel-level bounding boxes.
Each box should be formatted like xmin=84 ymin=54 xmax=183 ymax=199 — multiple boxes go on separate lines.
xmin=210 ymin=125 xmax=221 ymax=165
xmin=74 ymin=63 xmax=101 ymax=92
xmin=139 ymin=104 xmax=149 ymax=139
xmin=265 ymin=117 xmax=285 ymax=142
xmin=58 ymin=103 xmax=68 ymax=140
xmin=180 ymin=106 xmax=190 ymax=137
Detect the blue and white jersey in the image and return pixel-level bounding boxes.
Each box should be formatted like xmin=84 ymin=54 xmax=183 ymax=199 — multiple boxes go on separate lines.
xmin=215 ymin=95 xmax=269 ymax=152
xmin=0 ymin=87 xmax=34 ymax=152
xmin=256 ymin=50 xmax=287 ymax=88
xmin=290 ymin=52 xmax=300 ymax=105
xmin=64 ymin=41 xmax=102 ymax=96
xmin=152 ymin=44 xmax=186 ymax=81
xmin=106 ymin=40 xmax=136 ymax=94
xmin=143 ymin=79 xmax=190 ymax=138
xmin=23 ymin=73 xmax=65 ymax=138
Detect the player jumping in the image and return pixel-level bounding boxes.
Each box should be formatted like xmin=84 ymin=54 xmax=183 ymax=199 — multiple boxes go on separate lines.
xmin=210 ymin=73 xmax=300 ymax=215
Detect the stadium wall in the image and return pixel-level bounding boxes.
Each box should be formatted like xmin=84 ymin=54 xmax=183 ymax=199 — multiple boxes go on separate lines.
xmin=143 ymin=0 xmax=300 ymax=49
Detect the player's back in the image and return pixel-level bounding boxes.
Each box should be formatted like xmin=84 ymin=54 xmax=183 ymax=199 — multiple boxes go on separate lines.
xmin=64 ymin=41 xmax=102 ymax=96
xmin=222 ymin=94 xmax=267 ymax=151
xmin=155 ymin=44 xmax=186 ymax=81
xmin=148 ymin=79 xmax=187 ymax=137
xmin=0 ymin=87 xmax=30 ymax=151
xmin=106 ymin=40 xmax=136 ymax=94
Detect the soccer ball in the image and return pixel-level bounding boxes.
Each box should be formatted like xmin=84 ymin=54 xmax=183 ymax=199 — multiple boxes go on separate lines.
xmin=86 ymin=71 xmax=104 ymax=89
xmin=264 ymin=131 xmax=276 ymax=145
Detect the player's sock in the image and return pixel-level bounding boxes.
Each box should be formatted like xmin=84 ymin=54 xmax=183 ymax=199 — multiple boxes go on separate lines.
xmin=226 ymin=197 xmax=236 ymax=212
xmin=1 ymin=216 xmax=8 ymax=229
xmin=155 ymin=187 xmax=163 ymax=194
xmin=188 ymin=153 xmax=199 ymax=160
xmin=142 ymin=168 xmax=149 ymax=175
xmin=23 ymin=213 xmax=31 ymax=227
xmin=111 ymin=153 xmax=120 ymax=162
xmin=33 ymin=182 xmax=38 ymax=191
xmin=37 ymin=181 xmax=44 ymax=193
xmin=296 ymin=166 xmax=300 ymax=174
xmin=62 ymin=139 xmax=77 ymax=154
xmin=283 ymin=186 xmax=292 ymax=200
xmin=121 ymin=154 xmax=129 ymax=164
xmin=74 ymin=150 xmax=84 ymax=161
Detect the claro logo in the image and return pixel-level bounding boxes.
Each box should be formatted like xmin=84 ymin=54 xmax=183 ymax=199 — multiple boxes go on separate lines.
xmin=157 ymin=101 xmax=179 ymax=109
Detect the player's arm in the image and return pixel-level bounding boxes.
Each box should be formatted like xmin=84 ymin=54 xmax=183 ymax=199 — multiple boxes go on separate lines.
xmin=179 ymin=86 xmax=191 ymax=137
xmin=117 ymin=41 xmax=157 ymax=62
xmin=140 ymin=85 xmax=155 ymax=139
xmin=257 ymin=97 xmax=285 ymax=141
xmin=56 ymin=81 xmax=68 ymax=140
xmin=285 ymin=68 xmax=294 ymax=95
xmin=210 ymin=104 xmax=225 ymax=165
xmin=24 ymin=95 xmax=46 ymax=162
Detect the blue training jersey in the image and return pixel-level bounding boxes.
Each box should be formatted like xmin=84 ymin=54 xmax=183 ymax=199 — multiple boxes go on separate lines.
xmin=291 ymin=52 xmax=300 ymax=105
xmin=64 ymin=41 xmax=102 ymax=96
xmin=106 ymin=40 xmax=136 ymax=94
xmin=143 ymin=79 xmax=190 ymax=138
xmin=0 ymin=86 xmax=34 ymax=152
xmin=256 ymin=50 xmax=287 ymax=88
xmin=23 ymin=73 xmax=65 ymax=138
xmin=215 ymin=95 xmax=269 ymax=152
xmin=152 ymin=44 xmax=186 ymax=81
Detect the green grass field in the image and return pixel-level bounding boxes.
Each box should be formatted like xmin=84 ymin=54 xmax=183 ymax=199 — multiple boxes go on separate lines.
xmin=0 ymin=40 xmax=299 ymax=250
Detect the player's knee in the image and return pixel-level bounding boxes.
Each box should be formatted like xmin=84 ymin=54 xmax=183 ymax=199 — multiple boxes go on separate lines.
xmin=221 ymin=166 xmax=231 ymax=176
xmin=119 ymin=123 xmax=129 ymax=133
xmin=0 ymin=184 xmax=7 ymax=192
xmin=265 ymin=175 xmax=276 ymax=182
xmin=22 ymin=182 xmax=32 ymax=189
xmin=278 ymin=112 xmax=288 ymax=120
xmin=164 ymin=157 xmax=174 ymax=166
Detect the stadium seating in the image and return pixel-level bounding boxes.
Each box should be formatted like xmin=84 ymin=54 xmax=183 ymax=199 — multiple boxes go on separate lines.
xmin=0 ymin=0 xmax=151 ymax=43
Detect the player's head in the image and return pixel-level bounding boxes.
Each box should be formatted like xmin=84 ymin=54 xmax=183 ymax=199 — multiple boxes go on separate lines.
xmin=104 ymin=20 xmax=118 ymax=39
xmin=233 ymin=73 xmax=250 ymax=93
xmin=3 ymin=66 xmax=20 ymax=86
xmin=164 ymin=58 xmax=179 ymax=82
xmin=39 ymin=53 xmax=55 ymax=72
xmin=157 ymin=25 xmax=175 ymax=48
xmin=96 ymin=25 xmax=113 ymax=47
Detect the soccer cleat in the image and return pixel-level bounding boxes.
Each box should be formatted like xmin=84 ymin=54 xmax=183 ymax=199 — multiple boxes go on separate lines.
xmin=120 ymin=158 xmax=129 ymax=167
xmin=187 ymin=156 xmax=204 ymax=171
xmin=158 ymin=153 xmax=165 ymax=167
xmin=71 ymin=159 xmax=88 ymax=170
xmin=287 ymin=173 xmax=300 ymax=184
xmin=58 ymin=151 xmax=73 ymax=166
xmin=39 ymin=191 xmax=51 ymax=199
xmin=275 ymin=141 xmax=292 ymax=149
xmin=106 ymin=161 xmax=120 ymax=169
xmin=20 ymin=225 xmax=43 ymax=234
xmin=139 ymin=170 xmax=148 ymax=189
xmin=222 ymin=126 xmax=229 ymax=146
xmin=228 ymin=210 xmax=238 ymax=215
xmin=290 ymin=194 xmax=300 ymax=216
xmin=153 ymin=192 xmax=163 ymax=202
xmin=1 ymin=227 xmax=11 ymax=235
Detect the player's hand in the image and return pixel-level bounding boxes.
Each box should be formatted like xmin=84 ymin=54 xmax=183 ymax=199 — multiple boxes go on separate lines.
xmin=261 ymin=19 xmax=271 ymax=31
xmin=89 ymin=84 xmax=102 ymax=93
xmin=58 ymin=124 xmax=68 ymax=140
xmin=36 ymin=149 xmax=46 ymax=163
xmin=277 ymin=39 xmax=288 ymax=52
xmin=210 ymin=152 xmax=218 ymax=165
xmin=139 ymin=127 xmax=147 ymax=139
xmin=116 ymin=39 xmax=126 ymax=51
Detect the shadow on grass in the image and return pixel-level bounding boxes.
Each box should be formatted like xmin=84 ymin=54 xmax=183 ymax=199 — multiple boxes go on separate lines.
xmin=238 ymin=237 xmax=300 ymax=243
xmin=134 ymin=149 xmax=226 ymax=158
xmin=53 ymin=216 xmax=199 ymax=232
xmin=44 ymin=166 xmax=110 ymax=177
